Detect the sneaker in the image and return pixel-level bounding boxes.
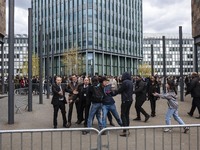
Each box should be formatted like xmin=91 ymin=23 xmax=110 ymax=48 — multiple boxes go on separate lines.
xmin=184 ymin=127 xmax=189 ymax=133
xmin=133 ymin=117 xmax=141 ymax=121
xmin=164 ymin=128 xmax=172 ymax=132
xmin=119 ymin=131 xmax=130 ymax=137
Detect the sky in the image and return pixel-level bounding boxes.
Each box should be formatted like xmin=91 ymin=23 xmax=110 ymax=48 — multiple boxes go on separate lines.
xmin=5 ymin=0 xmax=192 ymax=35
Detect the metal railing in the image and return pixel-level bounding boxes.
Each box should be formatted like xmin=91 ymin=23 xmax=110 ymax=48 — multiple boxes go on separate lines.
xmin=0 ymin=128 xmax=99 ymax=150
xmin=1 ymin=124 xmax=200 ymax=150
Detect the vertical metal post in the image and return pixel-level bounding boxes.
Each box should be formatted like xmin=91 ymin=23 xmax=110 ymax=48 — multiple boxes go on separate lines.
xmin=194 ymin=44 xmax=198 ymax=73
xmin=28 ymin=8 xmax=33 ymax=111
xmin=39 ymin=25 xmax=43 ymax=104
xmin=46 ymin=34 xmax=50 ymax=99
xmin=162 ymin=36 xmax=166 ymax=93
xmin=179 ymin=26 xmax=184 ymax=101
xmin=8 ymin=0 xmax=15 ymax=124
xmin=51 ymin=45 xmax=54 ymax=84
xmin=151 ymin=44 xmax=154 ymax=76
xmin=1 ymin=43 xmax=5 ymax=94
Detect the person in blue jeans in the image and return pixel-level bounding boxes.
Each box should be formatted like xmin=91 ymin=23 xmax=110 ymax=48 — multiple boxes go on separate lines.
xmin=153 ymin=80 xmax=189 ymax=133
xmin=99 ymin=76 xmax=122 ymax=130
xmin=82 ymin=76 xmax=103 ymax=135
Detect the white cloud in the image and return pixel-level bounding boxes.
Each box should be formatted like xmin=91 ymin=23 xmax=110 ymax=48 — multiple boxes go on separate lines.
xmin=6 ymin=2 xmax=29 ymax=34
xmin=143 ymin=0 xmax=192 ymax=34
xmin=5 ymin=1 xmax=192 ymax=34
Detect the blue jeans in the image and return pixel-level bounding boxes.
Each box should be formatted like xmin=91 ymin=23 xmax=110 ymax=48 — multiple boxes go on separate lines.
xmin=87 ymin=103 xmax=103 ymax=130
xmin=102 ymin=104 xmax=122 ymax=128
xmin=165 ymin=108 xmax=185 ymax=125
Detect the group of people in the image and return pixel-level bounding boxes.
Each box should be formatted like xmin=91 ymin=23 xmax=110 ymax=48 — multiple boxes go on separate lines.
xmin=51 ymin=71 xmax=200 ymax=136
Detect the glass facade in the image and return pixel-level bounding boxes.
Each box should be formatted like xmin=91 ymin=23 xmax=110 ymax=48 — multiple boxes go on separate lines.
xmin=143 ymin=33 xmax=194 ymax=76
xmin=32 ymin=0 xmax=143 ymax=76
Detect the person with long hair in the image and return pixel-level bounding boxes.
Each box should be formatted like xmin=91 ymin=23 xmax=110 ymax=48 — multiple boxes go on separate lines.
xmin=153 ymin=80 xmax=189 ymax=133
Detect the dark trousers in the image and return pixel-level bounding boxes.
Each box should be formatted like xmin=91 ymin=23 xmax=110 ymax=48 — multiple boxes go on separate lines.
xmin=135 ymin=99 xmax=148 ymax=118
xmin=84 ymin=103 xmax=91 ymax=126
xmin=53 ymin=102 xmax=67 ymax=127
xmin=68 ymin=101 xmax=79 ymax=123
xmin=189 ymin=97 xmax=200 ymax=115
xmin=150 ymin=96 xmax=157 ymax=115
xmin=121 ymin=101 xmax=133 ymax=127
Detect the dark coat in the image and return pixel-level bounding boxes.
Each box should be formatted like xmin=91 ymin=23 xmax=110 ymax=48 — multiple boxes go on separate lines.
xmin=117 ymin=72 xmax=133 ymax=102
xmin=186 ymin=76 xmax=200 ymax=98
xmin=51 ymin=83 xmax=67 ymax=105
xmin=148 ymin=80 xmax=160 ymax=99
xmin=134 ymin=79 xmax=146 ymax=101
xmin=77 ymin=83 xmax=91 ymax=105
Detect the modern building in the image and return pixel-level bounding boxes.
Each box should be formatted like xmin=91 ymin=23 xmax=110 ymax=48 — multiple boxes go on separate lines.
xmin=0 ymin=34 xmax=28 ymax=77
xmin=192 ymin=0 xmax=200 ymax=72
xmin=0 ymin=0 xmax=6 ymax=43
xmin=31 ymin=0 xmax=143 ymax=76
xmin=143 ymin=33 xmax=194 ymax=76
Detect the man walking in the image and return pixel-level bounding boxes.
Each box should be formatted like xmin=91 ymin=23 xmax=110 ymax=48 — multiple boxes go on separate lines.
xmin=133 ymin=75 xmax=150 ymax=122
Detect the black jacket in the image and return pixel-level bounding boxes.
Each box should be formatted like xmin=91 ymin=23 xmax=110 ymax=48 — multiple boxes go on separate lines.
xmin=134 ymin=79 xmax=147 ymax=101
xmin=148 ymin=80 xmax=160 ymax=99
xmin=51 ymin=83 xmax=67 ymax=105
xmin=117 ymin=72 xmax=133 ymax=102
xmin=77 ymin=83 xmax=91 ymax=105
xmin=186 ymin=76 xmax=200 ymax=98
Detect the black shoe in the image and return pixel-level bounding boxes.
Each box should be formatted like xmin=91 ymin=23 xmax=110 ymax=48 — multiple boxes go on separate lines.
xmin=119 ymin=131 xmax=130 ymax=137
xmin=54 ymin=126 xmax=57 ymax=129
xmin=133 ymin=117 xmax=141 ymax=121
xmin=187 ymin=112 xmax=193 ymax=117
xmin=63 ymin=125 xmax=67 ymax=128
xmin=145 ymin=115 xmax=150 ymax=122
xmin=109 ymin=121 xmax=115 ymax=126
xmin=151 ymin=114 xmax=156 ymax=117
xmin=184 ymin=127 xmax=189 ymax=133
xmin=82 ymin=131 xmax=89 ymax=135
xmin=195 ymin=116 xmax=200 ymax=119
xmin=66 ymin=122 xmax=71 ymax=128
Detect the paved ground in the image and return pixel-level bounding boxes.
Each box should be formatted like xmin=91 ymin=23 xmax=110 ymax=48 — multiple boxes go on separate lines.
xmin=0 ymin=93 xmax=200 ymax=150
xmin=0 ymin=93 xmax=199 ymax=129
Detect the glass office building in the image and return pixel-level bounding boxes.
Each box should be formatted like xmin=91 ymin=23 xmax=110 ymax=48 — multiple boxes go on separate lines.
xmin=143 ymin=33 xmax=194 ymax=76
xmin=32 ymin=0 xmax=143 ymax=76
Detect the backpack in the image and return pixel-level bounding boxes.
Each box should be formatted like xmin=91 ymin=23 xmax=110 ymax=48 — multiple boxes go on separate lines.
xmin=92 ymin=84 xmax=104 ymax=102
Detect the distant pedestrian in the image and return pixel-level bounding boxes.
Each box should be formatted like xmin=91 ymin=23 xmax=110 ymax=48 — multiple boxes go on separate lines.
xmin=153 ymin=80 xmax=189 ymax=133
xmin=51 ymin=76 xmax=67 ymax=128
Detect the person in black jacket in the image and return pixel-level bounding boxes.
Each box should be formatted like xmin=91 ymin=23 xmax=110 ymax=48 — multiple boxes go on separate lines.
xmin=133 ymin=75 xmax=150 ymax=122
xmin=51 ymin=76 xmax=68 ymax=128
xmin=185 ymin=72 xmax=200 ymax=119
xmin=148 ymin=76 xmax=160 ymax=117
xmin=116 ymin=72 xmax=133 ymax=137
xmin=76 ymin=77 xmax=91 ymax=126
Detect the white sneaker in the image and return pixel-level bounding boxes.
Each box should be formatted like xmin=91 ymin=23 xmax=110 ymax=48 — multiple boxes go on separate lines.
xmin=164 ymin=128 xmax=172 ymax=132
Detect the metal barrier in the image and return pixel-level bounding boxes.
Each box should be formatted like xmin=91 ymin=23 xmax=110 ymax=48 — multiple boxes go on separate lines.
xmin=0 ymin=128 xmax=99 ymax=150
xmin=0 ymin=125 xmax=200 ymax=150
xmin=14 ymin=88 xmax=29 ymax=113
xmin=98 ymin=124 xmax=200 ymax=150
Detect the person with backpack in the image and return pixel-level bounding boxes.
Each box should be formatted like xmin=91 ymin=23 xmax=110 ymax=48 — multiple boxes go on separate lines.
xmin=133 ymin=75 xmax=150 ymax=122
xmin=153 ymin=80 xmax=189 ymax=133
